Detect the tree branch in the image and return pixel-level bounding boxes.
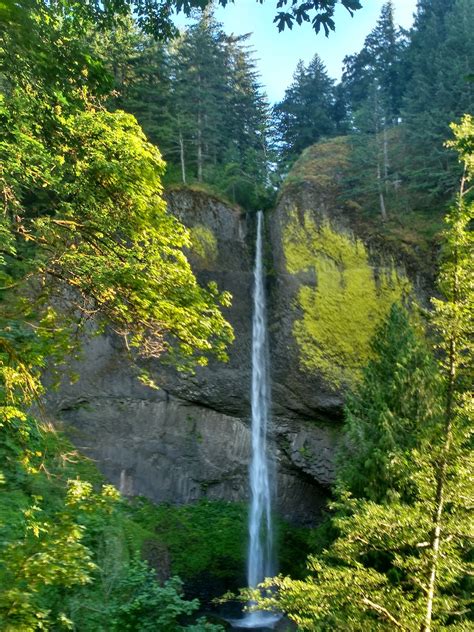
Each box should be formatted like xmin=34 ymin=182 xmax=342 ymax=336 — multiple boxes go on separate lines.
xmin=361 ymin=597 xmax=407 ymax=630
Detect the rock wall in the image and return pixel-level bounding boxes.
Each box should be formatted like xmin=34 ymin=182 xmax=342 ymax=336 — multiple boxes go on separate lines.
xmin=47 ymin=188 xmax=333 ymax=525
xmin=47 ymin=160 xmax=418 ymax=525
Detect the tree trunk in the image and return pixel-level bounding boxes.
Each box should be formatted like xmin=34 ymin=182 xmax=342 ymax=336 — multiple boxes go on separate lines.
xmin=383 ymin=125 xmax=389 ymax=193
xmin=377 ymin=158 xmax=387 ymax=221
xmin=197 ymin=112 xmax=203 ymax=182
xmin=421 ymin=348 xmax=454 ymax=632
xmin=179 ymin=132 xmax=186 ymax=184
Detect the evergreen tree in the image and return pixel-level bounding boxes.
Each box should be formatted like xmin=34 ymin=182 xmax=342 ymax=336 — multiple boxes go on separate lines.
xmin=341 ymin=2 xmax=407 ymax=219
xmin=273 ymin=54 xmax=338 ymax=167
xmin=91 ymin=15 xmax=173 ymax=149
xmin=339 ymin=304 xmax=441 ymax=503
xmin=342 ymin=1 xmax=406 ymax=126
xmin=169 ymin=12 xmax=228 ymax=184
xmin=402 ymin=0 xmax=474 ymax=201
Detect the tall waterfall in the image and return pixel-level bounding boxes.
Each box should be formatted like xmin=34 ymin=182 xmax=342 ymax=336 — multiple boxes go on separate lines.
xmin=230 ymin=213 xmax=281 ymax=629
xmin=247 ymin=210 xmax=274 ymax=590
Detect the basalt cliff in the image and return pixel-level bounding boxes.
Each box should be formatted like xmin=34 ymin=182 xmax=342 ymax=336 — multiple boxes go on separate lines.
xmin=46 ymin=139 xmax=435 ymax=524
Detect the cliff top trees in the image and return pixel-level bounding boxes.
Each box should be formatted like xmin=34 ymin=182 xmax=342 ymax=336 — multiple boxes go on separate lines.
xmin=342 ymin=0 xmax=406 ymax=126
xmin=273 ymin=54 xmax=338 ymax=167
xmin=402 ymin=0 xmax=474 ymax=200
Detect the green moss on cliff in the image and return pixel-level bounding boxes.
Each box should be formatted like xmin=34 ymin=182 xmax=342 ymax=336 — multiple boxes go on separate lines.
xmin=284 ymin=210 xmax=410 ymax=388
xmin=190 ymin=224 xmax=218 ymax=264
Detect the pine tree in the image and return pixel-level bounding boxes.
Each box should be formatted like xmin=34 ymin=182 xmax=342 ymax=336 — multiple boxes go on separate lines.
xmin=273 ymin=54 xmax=338 ymax=167
xmin=402 ymin=0 xmax=474 ymax=201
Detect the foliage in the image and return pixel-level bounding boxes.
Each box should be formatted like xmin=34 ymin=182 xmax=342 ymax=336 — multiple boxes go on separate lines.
xmin=342 ymin=1 xmax=407 ymax=125
xmin=129 ymin=498 xmax=248 ymax=586
xmin=339 ymin=304 xmax=441 ymax=502
xmin=189 ymin=225 xmax=219 ymax=264
xmin=0 ymin=413 xmax=225 ymax=631
xmin=273 ymin=54 xmax=340 ymax=167
xmin=278 ymin=0 xmax=472 ymax=218
xmin=106 ymin=562 xmax=223 ymax=632
xmin=127 ymin=497 xmax=313 ymax=595
xmin=281 ymin=135 xmax=350 ymax=196
xmin=11 ymin=0 xmax=362 ymax=39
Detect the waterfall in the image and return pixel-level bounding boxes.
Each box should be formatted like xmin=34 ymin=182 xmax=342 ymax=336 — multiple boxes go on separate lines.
xmin=248 ymin=210 xmax=274 ymax=589
xmin=234 ymin=211 xmax=280 ymax=629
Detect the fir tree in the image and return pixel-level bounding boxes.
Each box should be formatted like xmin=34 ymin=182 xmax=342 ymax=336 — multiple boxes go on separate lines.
xmin=273 ymin=54 xmax=338 ymax=167
xmin=402 ymin=0 xmax=474 ymax=201
xmin=339 ymin=304 xmax=441 ymax=503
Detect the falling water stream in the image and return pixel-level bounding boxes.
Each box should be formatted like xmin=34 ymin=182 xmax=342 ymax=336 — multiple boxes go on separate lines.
xmin=232 ymin=211 xmax=280 ymax=630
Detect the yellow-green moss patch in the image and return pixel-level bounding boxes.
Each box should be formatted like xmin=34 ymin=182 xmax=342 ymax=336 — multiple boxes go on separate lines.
xmin=284 ymin=210 xmax=410 ymax=388
xmin=189 ymin=224 xmax=218 ymax=264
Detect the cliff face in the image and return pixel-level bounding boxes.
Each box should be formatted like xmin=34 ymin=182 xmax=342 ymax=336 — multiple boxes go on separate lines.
xmin=47 ymin=149 xmax=422 ymax=525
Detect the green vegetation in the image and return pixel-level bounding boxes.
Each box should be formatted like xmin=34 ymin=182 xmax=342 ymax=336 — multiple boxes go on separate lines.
xmin=283 ymin=209 xmax=409 ymax=387
xmin=189 ymin=226 xmax=218 ymax=266
xmin=129 ymin=498 xmax=313 ymax=590
xmin=1 ymin=0 xmax=473 ymax=630
xmin=280 ymin=136 xmax=350 ymax=196
xmin=0 ymin=415 xmax=224 ymax=631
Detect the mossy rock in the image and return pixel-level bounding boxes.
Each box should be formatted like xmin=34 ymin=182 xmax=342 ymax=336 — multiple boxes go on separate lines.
xmin=190 ymin=224 xmax=218 ymax=264
xmin=283 ymin=209 xmax=410 ymax=388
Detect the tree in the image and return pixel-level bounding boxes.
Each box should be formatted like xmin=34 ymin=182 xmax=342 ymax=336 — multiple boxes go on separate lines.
xmin=342 ymin=1 xmax=406 ymax=126
xmin=341 ymin=2 xmax=408 ymax=219
xmin=273 ymin=54 xmax=338 ymax=167
xmin=402 ymin=0 xmax=474 ymax=201
xmin=339 ymin=304 xmax=441 ymax=503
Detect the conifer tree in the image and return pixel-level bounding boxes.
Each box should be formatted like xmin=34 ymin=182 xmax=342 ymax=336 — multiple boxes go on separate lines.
xmin=339 ymin=304 xmax=441 ymax=503
xmin=273 ymin=54 xmax=338 ymax=167
xmin=402 ymin=0 xmax=474 ymax=201
xmin=342 ymin=2 xmax=407 ymax=219
xmin=342 ymin=1 xmax=406 ymax=126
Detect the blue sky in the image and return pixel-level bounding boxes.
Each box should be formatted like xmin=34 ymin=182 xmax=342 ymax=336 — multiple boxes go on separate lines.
xmin=175 ymin=0 xmax=418 ymax=103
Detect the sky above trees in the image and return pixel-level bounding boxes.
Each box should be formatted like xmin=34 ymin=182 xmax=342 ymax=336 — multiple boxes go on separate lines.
xmin=174 ymin=0 xmax=417 ymax=103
